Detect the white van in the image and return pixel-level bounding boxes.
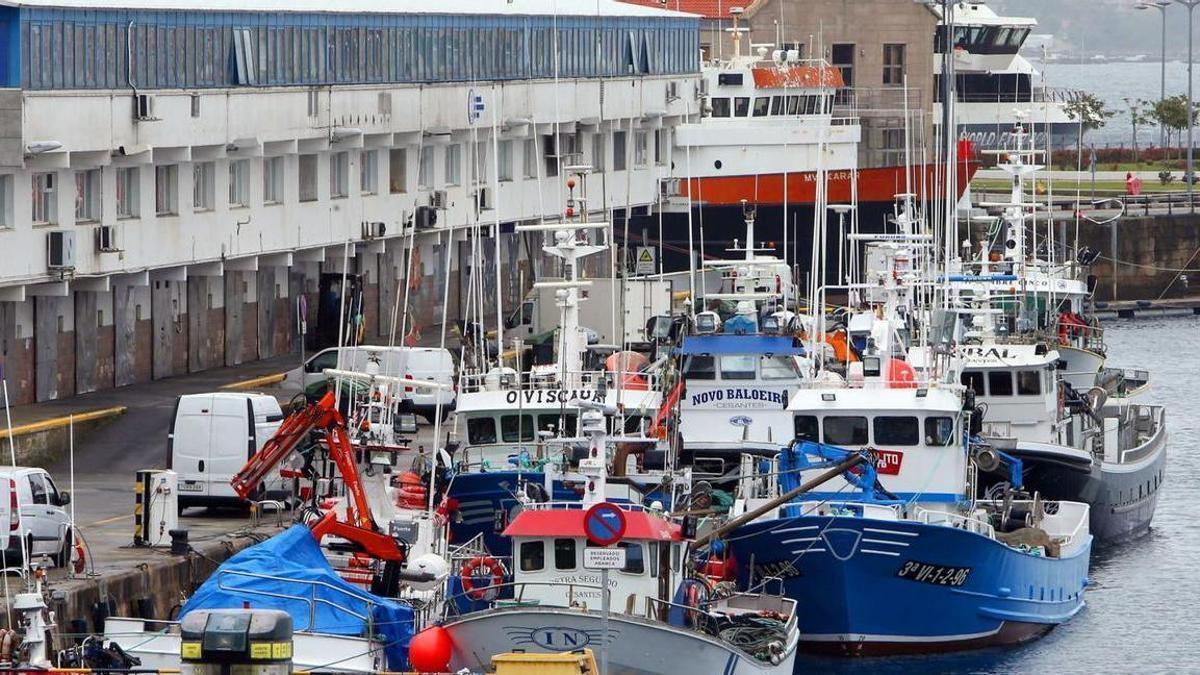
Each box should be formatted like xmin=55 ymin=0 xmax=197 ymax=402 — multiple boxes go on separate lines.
xmin=297 ymin=345 xmax=456 ymax=423
xmin=0 ymin=466 xmax=72 ymax=567
xmin=167 ymin=392 xmax=286 ymax=512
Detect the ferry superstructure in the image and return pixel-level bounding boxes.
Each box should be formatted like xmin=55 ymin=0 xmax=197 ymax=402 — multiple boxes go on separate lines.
xmin=936 ymin=1 xmax=1076 ymax=150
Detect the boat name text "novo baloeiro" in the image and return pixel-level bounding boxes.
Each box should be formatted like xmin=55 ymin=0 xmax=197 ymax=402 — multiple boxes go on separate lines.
xmin=690 ymin=388 xmax=787 ymax=407
xmin=504 ymin=389 xmax=600 ymax=405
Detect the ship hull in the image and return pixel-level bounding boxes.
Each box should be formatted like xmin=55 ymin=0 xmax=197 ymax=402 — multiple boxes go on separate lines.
xmin=443 ymin=606 xmax=796 ymax=674
xmin=726 ymin=515 xmax=1090 ymax=656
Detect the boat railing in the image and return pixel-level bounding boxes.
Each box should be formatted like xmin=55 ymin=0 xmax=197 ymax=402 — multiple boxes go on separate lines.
xmin=442 ymin=580 xmax=610 ymax=618
xmin=521 ymin=500 xmax=658 ymax=515
xmin=459 ymin=368 xmax=659 ymax=394
xmin=215 ymin=569 xmax=373 ymax=635
xmin=914 ymin=507 xmax=995 ymax=538
xmin=1118 ymin=405 xmax=1166 ymax=464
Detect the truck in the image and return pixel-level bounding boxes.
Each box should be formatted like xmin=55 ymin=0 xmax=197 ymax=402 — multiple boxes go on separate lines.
xmin=503 ymin=276 xmax=675 ymax=350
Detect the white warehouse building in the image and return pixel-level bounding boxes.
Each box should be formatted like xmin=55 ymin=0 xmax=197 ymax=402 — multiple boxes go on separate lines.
xmin=0 ymin=0 xmax=699 ymax=403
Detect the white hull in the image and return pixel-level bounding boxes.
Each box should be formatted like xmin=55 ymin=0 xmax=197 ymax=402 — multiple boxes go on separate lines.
xmin=1058 ymin=345 xmax=1106 ymax=390
xmin=444 ymin=607 xmax=797 ymax=675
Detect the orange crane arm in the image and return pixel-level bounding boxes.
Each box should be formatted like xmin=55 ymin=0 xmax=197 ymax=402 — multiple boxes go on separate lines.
xmin=230 ymin=391 xmax=341 ymax=500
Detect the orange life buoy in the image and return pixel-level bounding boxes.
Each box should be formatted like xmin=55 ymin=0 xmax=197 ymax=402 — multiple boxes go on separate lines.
xmin=461 ymin=556 xmax=504 ymax=601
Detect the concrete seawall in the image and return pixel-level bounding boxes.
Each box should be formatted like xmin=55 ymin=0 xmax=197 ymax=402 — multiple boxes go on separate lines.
xmin=1083 ymin=213 xmax=1200 ymax=302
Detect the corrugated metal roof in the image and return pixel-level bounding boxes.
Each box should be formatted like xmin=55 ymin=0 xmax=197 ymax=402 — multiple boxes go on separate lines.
xmin=0 ymin=0 xmax=696 ymax=18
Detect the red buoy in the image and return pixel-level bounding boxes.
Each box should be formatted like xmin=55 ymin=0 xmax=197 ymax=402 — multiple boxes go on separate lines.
xmin=409 ymin=625 xmax=453 ymax=673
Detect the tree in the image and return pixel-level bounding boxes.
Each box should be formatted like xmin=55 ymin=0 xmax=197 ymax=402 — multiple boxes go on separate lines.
xmin=1064 ymin=92 xmax=1114 ymax=169
xmin=1147 ymin=95 xmax=1197 ymax=161
xmin=1124 ymin=97 xmax=1155 ymax=163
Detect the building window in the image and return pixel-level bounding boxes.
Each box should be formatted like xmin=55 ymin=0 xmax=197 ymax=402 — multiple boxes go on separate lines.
xmin=75 ymin=169 xmax=101 ymax=222
xmin=613 ymin=131 xmax=627 ymax=171
xmin=883 ymin=44 xmax=906 ymax=86
xmin=881 ymin=127 xmax=906 ymax=166
xmin=193 ymin=162 xmax=215 ymax=211
xmin=832 ymin=43 xmax=855 ymax=104
xmin=633 ymin=131 xmax=648 ymax=167
xmin=360 ymin=150 xmax=377 ymax=195
xmin=497 ymin=140 xmax=513 ymax=182
xmin=299 ymin=154 xmax=318 ymax=202
xmin=31 ymin=172 xmax=57 ymax=224
xmin=445 ymin=144 xmax=462 ymax=186
xmin=263 ymin=157 xmax=283 ymax=205
xmin=228 ymin=159 xmax=250 ymax=207
xmin=591 ymin=133 xmax=606 ymax=172
xmin=389 ymin=148 xmax=407 ymax=193
xmin=542 ymin=134 xmax=559 ymax=178
xmin=329 ymin=151 xmax=349 ymax=199
xmin=0 ymin=175 xmax=13 ymax=228
xmin=472 ymin=141 xmax=488 ymax=184
xmin=522 ymin=138 xmax=538 ymax=179
xmin=155 ymin=165 xmax=178 ymax=216
xmin=116 ymin=167 xmax=139 ymax=219
xmin=418 ymin=147 xmax=434 ymax=189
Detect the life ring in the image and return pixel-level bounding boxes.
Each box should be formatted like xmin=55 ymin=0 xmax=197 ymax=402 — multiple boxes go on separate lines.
xmin=461 ymin=556 xmax=504 ymax=601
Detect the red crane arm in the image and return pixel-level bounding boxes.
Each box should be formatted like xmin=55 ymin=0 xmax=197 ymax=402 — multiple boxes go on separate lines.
xmin=230 ymin=391 xmax=342 ymax=500
xmin=325 ymin=424 xmax=375 ymax=531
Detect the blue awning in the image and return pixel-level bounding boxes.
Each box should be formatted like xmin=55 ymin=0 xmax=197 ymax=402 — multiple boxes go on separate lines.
xmin=675 ymin=335 xmax=805 ymax=356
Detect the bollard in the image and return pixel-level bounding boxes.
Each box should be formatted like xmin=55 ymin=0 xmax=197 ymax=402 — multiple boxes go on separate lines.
xmin=170 ymin=529 xmax=190 ymax=556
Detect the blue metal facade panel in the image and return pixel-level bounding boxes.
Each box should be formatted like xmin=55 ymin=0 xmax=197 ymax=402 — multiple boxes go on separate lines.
xmin=11 ymin=7 xmax=699 ymax=90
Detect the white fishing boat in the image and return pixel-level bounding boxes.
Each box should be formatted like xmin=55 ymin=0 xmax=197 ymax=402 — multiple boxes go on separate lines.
xmin=440 ymin=407 xmax=800 ymax=675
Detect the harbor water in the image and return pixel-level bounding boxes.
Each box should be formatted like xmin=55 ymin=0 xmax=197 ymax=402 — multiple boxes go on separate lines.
xmin=795 ymin=315 xmax=1197 ymax=674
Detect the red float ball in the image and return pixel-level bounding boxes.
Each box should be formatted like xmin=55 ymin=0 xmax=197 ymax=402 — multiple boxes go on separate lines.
xmin=409 ymin=625 xmax=453 ymax=673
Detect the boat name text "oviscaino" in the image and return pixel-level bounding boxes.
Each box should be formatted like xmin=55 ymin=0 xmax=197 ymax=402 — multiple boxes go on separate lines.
xmin=691 ymin=388 xmax=787 ymax=406
xmin=504 ymin=389 xmax=600 ymax=405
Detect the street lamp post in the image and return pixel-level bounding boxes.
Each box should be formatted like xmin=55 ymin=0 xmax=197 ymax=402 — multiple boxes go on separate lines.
xmin=1177 ymin=0 xmax=1200 ymax=211
xmin=1137 ymin=1 xmax=1170 ymax=149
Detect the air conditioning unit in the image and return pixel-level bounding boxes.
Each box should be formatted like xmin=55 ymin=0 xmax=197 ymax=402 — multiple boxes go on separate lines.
xmin=475 ymin=187 xmax=493 ymax=212
xmin=361 ymin=221 xmax=386 ymax=239
xmin=430 ymin=190 xmax=448 ymax=209
xmin=134 ymin=93 xmax=157 ymax=121
xmin=96 ymin=225 xmax=120 ymax=252
xmin=47 ymin=230 xmax=76 ymax=270
xmin=415 ymin=206 xmax=438 ymax=230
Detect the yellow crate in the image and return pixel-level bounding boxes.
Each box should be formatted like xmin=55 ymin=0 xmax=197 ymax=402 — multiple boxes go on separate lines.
xmin=491 ymin=649 xmax=599 ymax=675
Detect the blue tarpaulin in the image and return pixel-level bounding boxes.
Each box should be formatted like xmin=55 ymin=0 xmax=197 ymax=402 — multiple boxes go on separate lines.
xmin=180 ymin=524 xmax=415 ymax=671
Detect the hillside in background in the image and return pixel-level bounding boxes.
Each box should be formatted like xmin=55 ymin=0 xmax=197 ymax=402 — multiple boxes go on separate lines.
xmin=990 ymin=0 xmax=1177 ymax=59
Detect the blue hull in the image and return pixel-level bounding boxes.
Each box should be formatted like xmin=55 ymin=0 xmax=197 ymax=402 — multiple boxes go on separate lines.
xmin=727 ymin=515 xmax=1091 ymax=655
xmin=447 ymin=471 xmax=574 ymax=556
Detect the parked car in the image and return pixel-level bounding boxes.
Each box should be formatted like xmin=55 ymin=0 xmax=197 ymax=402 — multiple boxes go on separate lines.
xmin=293 ymin=345 xmax=456 ymax=423
xmin=167 ymin=392 xmax=286 ymax=512
xmin=0 ymin=466 xmax=72 ymax=568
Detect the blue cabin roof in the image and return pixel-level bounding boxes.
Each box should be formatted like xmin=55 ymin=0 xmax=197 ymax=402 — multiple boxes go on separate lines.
xmin=675 ymin=334 xmax=805 ymax=356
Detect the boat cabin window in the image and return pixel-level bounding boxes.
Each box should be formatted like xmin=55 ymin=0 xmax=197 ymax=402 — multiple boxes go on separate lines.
xmin=501 ymin=414 xmax=536 ymax=442
xmin=733 ymin=97 xmax=750 ymax=117
xmin=554 ymin=538 xmax=577 ymax=570
xmin=770 ymin=96 xmax=784 ymax=115
xmin=719 ymin=354 xmax=757 ymax=380
xmin=618 ymin=542 xmax=646 ymax=575
xmin=752 ymin=97 xmax=771 ymax=117
xmin=538 ymin=413 xmax=576 ymax=435
xmin=988 ymin=371 xmax=1013 ymax=397
xmin=710 ymin=97 xmax=731 ymax=117
xmin=786 ymin=95 xmax=800 ymax=115
xmin=925 ymin=416 xmax=956 ymax=446
xmin=824 ymin=416 xmax=868 ymax=445
xmin=520 ymin=540 xmax=545 ymax=572
xmin=962 ymin=371 xmax=985 ymax=396
xmin=794 ymin=415 xmax=819 ymax=442
xmin=683 ymin=355 xmax=716 ymax=380
xmin=761 ymin=355 xmax=800 ymax=380
xmin=647 ymin=542 xmax=659 ymax=578
xmin=1016 ymin=370 xmax=1041 ymax=396
xmin=467 ymin=417 xmax=497 ymax=444
xmin=873 ymin=416 xmax=920 ymax=446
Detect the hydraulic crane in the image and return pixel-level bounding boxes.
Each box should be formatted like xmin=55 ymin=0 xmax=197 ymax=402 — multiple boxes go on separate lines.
xmin=230 ymin=389 xmax=406 ymax=561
